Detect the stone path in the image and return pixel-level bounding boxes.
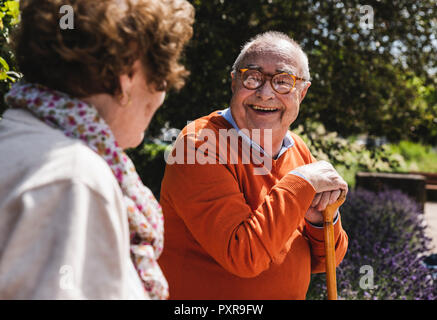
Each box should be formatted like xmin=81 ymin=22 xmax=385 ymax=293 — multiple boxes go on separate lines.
xmin=424 ymin=202 xmax=437 ymax=253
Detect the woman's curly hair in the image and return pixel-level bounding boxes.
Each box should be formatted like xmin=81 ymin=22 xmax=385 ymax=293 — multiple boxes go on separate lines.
xmin=14 ymin=0 xmax=194 ymax=97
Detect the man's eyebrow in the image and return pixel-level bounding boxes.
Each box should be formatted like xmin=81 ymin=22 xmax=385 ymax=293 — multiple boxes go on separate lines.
xmin=277 ymin=66 xmax=297 ymax=74
xmin=244 ymin=64 xmax=262 ymax=70
xmin=244 ymin=64 xmax=298 ymax=75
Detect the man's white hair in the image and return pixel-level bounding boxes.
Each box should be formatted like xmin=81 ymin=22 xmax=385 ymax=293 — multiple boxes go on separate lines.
xmin=232 ymin=31 xmax=310 ymax=81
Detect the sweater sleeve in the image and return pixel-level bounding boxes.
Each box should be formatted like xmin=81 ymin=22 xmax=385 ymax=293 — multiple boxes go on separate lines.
xmin=303 ymin=215 xmax=349 ymax=273
xmin=161 ymin=160 xmax=316 ymax=278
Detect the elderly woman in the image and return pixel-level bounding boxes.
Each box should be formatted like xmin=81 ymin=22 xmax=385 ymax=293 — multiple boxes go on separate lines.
xmin=0 ymin=0 xmax=193 ymax=299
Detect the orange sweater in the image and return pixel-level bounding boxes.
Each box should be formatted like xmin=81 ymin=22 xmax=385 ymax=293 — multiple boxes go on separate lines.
xmin=159 ymin=111 xmax=348 ymax=300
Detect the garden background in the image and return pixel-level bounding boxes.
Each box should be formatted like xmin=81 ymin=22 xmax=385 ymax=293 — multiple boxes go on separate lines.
xmin=1 ymin=0 xmax=436 ymax=299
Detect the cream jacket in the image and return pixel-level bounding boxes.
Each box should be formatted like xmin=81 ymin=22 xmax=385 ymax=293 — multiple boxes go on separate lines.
xmin=0 ymin=109 xmax=147 ymax=299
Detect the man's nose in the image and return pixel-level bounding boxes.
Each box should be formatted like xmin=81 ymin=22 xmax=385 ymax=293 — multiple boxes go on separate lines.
xmin=255 ymin=80 xmax=275 ymax=100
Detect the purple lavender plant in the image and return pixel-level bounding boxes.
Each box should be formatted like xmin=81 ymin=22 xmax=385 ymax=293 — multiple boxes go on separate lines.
xmin=306 ymin=189 xmax=436 ymax=300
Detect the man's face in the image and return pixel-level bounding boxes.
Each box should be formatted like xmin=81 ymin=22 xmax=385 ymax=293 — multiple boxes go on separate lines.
xmin=230 ymin=49 xmax=310 ymax=140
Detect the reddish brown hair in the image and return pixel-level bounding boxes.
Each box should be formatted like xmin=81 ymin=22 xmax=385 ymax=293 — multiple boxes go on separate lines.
xmin=14 ymin=0 xmax=194 ymax=97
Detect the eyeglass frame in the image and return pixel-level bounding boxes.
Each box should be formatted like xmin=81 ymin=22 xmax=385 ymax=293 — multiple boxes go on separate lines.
xmin=238 ymin=68 xmax=306 ymax=94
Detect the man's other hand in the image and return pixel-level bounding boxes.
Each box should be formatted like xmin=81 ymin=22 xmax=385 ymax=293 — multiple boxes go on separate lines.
xmin=305 ymin=190 xmax=341 ymax=225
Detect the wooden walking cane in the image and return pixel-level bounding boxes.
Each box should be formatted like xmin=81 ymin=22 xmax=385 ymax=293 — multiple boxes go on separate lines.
xmin=323 ymin=190 xmax=347 ymax=300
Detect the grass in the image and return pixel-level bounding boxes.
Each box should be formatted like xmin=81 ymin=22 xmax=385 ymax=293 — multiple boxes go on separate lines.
xmin=336 ymin=140 xmax=437 ymax=189
xmin=387 ymin=141 xmax=437 ymax=173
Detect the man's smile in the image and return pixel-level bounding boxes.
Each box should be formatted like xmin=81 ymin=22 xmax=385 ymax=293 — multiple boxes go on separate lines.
xmin=247 ymin=104 xmax=280 ymax=114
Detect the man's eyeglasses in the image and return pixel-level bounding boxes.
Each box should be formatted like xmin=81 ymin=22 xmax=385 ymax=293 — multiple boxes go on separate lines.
xmin=239 ymin=68 xmax=306 ymax=94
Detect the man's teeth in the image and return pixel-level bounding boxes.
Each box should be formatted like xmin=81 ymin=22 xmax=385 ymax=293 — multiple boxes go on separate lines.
xmin=251 ymin=105 xmax=278 ymax=111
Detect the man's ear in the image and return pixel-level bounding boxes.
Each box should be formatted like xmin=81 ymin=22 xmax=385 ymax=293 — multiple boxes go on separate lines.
xmin=231 ymin=71 xmax=236 ymax=94
xmin=299 ymin=81 xmax=311 ymax=103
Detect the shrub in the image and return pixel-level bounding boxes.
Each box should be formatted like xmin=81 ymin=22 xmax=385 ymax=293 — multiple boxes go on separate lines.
xmin=306 ymin=189 xmax=437 ymax=300
xmin=126 ymin=142 xmax=168 ymax=199
xmin=293 ymin=121 xmax=408 ymax=187
xmin=0 ymin=0 xmax=20 ymax=116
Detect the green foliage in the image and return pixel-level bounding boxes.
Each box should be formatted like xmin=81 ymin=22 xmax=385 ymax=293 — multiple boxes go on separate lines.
xmin=149 ymin=0 xmax=437 ymax=145
xmin=126 ymin=143 xmax=168 ymax=199
xmin=293 ymin=121 xmax=437 ymax=188
xmin=293 ymin=121 xmax=408 ymax=187
xmin=0 ymin=0 xmax=20 ymax=116
xmin=387 ymin=141 xmax=437 ymax=173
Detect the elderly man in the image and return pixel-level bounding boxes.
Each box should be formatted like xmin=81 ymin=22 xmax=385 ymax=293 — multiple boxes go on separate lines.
xmin=159 ymin=31 xmax=349 ymax=299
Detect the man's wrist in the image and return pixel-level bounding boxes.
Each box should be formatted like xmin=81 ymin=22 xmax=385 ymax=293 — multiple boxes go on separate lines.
xmin=289 ymin=170 xmax=308 ymax=183
xmin=305 ymin=209 xmax=339 ymax=228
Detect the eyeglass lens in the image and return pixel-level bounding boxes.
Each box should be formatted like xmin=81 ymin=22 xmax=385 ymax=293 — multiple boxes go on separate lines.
xmin=242 ymin=69 xmax=295 ymax=94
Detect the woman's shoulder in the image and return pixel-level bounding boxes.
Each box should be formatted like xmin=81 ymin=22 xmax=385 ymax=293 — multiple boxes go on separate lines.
xmin=0 ymin=109 xmax=121 ymax=201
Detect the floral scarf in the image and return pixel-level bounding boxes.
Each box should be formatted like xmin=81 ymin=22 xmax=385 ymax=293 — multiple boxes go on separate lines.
xmin=5 ymin=82 xmax=168 ymax=300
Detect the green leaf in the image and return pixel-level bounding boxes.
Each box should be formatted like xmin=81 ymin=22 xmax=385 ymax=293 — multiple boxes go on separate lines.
xmin=4 ymin=1 xmax=19 ymax=24
xmin=0 ymin=56 xmax=9 ymax=72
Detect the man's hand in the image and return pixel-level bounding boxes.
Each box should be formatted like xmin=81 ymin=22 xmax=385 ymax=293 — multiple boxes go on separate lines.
xmin=311 ymin=189 xmax=342 ymax=211
xmin=290 ymin=160 xmax=348 ymax=194
xmin=305 ymin=191 xmax=341 ymax=225
xmin=290 ymin=161 xmax=348 ymax=225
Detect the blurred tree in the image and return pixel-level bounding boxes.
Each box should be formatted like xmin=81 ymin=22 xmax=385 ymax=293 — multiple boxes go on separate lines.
xmin=149 ymin=0 xmax=437 ymax=144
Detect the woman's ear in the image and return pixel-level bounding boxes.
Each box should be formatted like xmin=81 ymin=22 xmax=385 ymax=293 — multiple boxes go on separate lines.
xmin=119 ymin=59 xmax=143 ymax=101
xmin=118 ymin=73 xmax=134 ymax=106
